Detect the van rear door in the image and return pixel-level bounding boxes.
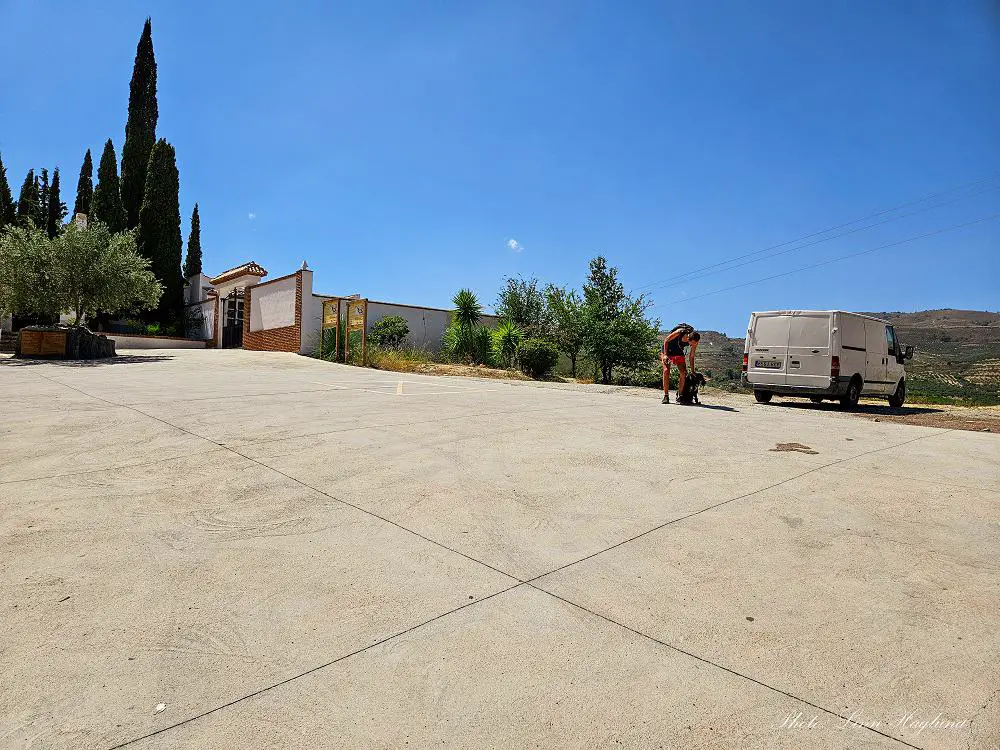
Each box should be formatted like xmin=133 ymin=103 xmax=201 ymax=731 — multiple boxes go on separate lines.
xmin=785 ymin=312 xmax=832 ymax=388
xmin=747 ymin=313 xmax=789 ymax=385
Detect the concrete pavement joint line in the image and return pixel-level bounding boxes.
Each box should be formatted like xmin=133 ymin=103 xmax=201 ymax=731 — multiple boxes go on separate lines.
xmin=226 ymin=444 xmax=525 ymax=582
xmin=34 ymin=373 xmax=525 ymax=584
xmin=35 ymin=370 xmax=945 ymax=749
xmin=523 ymin=429 xmax=953 ymax=587
xmin=530 ymin=586 xmax=924 ymax=750
xmin=102 ymin=582 xmax=527 ymax=750
xmin=0 ymin=447 xmax=231 ymax=487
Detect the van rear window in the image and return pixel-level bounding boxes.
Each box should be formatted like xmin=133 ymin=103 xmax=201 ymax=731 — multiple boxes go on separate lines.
xmin=753 ymin=316 xmax=791 ymax=346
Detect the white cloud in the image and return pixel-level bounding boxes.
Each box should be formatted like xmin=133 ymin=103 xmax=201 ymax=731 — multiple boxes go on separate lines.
xmin=506 ymin=238 xmax=523 ymax=252
xmin=248 ymin=211 xmax=256 ymax=221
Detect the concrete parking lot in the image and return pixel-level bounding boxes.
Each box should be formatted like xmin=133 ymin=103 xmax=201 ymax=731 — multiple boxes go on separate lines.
xmin=1 ymin=349 xmax=998 ymax=749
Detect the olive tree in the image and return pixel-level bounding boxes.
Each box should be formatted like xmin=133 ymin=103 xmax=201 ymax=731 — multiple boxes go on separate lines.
xmin=0 ymin=222 xmax=162 ymax=326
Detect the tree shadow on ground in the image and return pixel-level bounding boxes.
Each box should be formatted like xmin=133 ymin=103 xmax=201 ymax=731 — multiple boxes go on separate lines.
xmin=0 ymin=354 xmax=175 ymax=367
xmin=773 ymin=400 xmax=943 ymax=416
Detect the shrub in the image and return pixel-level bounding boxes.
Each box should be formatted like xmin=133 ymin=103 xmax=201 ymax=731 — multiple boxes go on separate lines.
xmin=519 ymin=337 xmax=559 ymax=378
xmin=442 ymin=319 xmax=493 ymax=366
xmin=491 ymin=320 xmax=523 ymax=369
xmin=369 ymin=315 xmax=409 ymax=349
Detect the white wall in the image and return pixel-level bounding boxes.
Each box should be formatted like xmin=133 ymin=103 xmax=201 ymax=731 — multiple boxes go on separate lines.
xmin=302 ymin=295 xmax=498 ymax=354
xmin=186 ymin=273 xmax=212 ymax=304
xmin=106 ymin=334 xmax=208 ymax=350
xmin=249 ymin=275 xmax=297 ymax=332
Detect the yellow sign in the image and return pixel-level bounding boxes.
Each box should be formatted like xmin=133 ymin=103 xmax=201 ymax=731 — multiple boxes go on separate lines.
xmin=347 ymin=300 xmax=366 ymax=331
xmin=323 ymin=301 xmax=338 ymax=326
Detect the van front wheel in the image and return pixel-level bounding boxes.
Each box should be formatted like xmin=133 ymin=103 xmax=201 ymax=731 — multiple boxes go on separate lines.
xmin=888 ymin=380 xmax=905 ymax=408
xmin=754 ymin=390 xmax=773 ymax=404
xmin=840 ymin=377 xmax=862 ymax=409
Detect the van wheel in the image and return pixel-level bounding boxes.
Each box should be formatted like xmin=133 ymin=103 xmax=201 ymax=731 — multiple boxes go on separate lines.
xmin=809 ymin=396 xmax=824 ymax=404
xmin=840 ymin=377 xmax=862 ymax=409
xmin=888 ymin=379 xmax=905 ymax=408
xmin=754 ymin=390 xmax=773 ymax=403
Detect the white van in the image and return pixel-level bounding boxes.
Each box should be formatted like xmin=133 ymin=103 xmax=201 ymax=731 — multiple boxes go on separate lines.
xmin=742 ymin=310 xmax=912 ymax=408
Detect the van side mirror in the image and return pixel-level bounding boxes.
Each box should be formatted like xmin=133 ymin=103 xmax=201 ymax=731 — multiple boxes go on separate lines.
xmin=904 ymin=345 xmax=913 ymax=360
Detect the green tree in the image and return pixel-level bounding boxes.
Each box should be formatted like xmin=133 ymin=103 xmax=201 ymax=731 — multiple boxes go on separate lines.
xmin=0 ymin=224 xmax=58 ymax=317
xmin=137 ymin=139 xmax=182 ymax=321
xmin=16 ymin=170 xmax=43 ymax=228
xmin=0 ymin=153 xmax=15 ymax=231
xmin=91 ymin=139 xmax=126 ymax=233
xmin=182 ymin=202 xmax=202 ymax=277
xmin=37 ymin=169 xmax=49 ymax=226
xmin=0 ymin=222 xmax=162 ymax=325
xmin=73 ymin=149 xmax=94 ymax=217
xmin=495 ymin=275 xmax=551 ymax=337
xmin=582 ymin=256 xmax=660 ymax=384
xmin=546 ymin=285 xmax=586 ymax=376
xmin=121 ymin=17 xmax=158 ymax=229
xmin=46 ymin=168 xmax=66 ymax=239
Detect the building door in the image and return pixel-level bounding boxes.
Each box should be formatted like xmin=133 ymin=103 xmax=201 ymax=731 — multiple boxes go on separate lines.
xmin=221 ymin=289 xmax=244 ymax=348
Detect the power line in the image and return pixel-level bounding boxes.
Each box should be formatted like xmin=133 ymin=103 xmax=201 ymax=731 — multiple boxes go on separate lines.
xmin=635 ymin=174 xmax=1000 ymax=293
xmin=652 ymin=211 xmax=1000 ymax=310
xmin=640 ymin=183 xmax=999 ymax=294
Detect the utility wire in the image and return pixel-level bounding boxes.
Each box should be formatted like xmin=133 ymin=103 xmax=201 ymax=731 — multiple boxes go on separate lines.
xmin=635 ymin=174 xmax=1000 ymax=292
xmin=639 ymin=183 xmax=999 ymax=294
xmin=652 ymin=211 xmax=1000 ymax=309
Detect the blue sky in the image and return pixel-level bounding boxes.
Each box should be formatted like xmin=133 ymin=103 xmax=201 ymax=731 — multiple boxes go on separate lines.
xmin=2 ymin=0 xmax=998 ymax=335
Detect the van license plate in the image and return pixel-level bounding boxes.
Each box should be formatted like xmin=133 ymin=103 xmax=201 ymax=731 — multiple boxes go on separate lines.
xmin=754 ymin=360 xmax=782 ymax=369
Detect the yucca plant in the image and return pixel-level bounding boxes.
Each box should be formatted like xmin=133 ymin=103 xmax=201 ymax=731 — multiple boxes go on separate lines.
xmin=452 ymin=288 xmax=482 ymax=329
xmin=491 ymin=319 xmax=523 ymax=369
xmin=448 ymin=288 xmax=485 ymax=362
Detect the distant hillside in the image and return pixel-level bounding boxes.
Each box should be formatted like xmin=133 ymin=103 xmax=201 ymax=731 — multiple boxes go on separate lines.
xmin=686 ymin=310 xmax=1000 ymax=404
xmin=866 ymin=309 xmax=1000 ymax=403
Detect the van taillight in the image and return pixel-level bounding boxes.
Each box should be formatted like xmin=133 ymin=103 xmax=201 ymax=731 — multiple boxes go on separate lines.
xmin=831 ymin=356 xmax=840 ymax=378
xmin=742 ymin=354 xmax=748 ymax=373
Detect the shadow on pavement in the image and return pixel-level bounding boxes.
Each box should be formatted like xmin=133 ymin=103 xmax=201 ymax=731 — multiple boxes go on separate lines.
xmin=0 ymin=354 xmax=175 ymax=367
xmin=691 ymin=403 xmax=740 ymax=412
xmin=773 ymin=400 xmax=943 ymax=416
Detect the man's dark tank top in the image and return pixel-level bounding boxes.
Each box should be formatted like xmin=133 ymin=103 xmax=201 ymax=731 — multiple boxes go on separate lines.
xmin=665 ymin=336 xmax=688 ymax=357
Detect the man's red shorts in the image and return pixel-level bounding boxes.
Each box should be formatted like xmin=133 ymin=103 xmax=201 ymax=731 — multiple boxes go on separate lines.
xmin=666 ymin=355 xmax=686 ymax=367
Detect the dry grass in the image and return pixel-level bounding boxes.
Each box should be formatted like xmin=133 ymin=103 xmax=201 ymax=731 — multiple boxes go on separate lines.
xmin=410 ymin=362 xmax=532 ymax=381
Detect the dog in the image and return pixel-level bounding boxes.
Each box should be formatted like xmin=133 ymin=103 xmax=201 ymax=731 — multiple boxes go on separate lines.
xmin=678 ymin=371 xmax=707 ymax=404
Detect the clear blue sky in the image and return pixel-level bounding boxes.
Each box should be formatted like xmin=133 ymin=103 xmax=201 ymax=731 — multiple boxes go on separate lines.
xmin=2 ymin=0 xmax=998 ymax=335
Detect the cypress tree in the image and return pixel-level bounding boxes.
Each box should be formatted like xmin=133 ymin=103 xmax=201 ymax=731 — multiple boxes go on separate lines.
xmin=16 ymin=170 xmax=43 ymax=228
xmin=183 ymin=203 xmax=202 ymax=277
xmin=0 ymin=153 xmax=15 ymax=231
xmin=138 ymin=139 xmax=183 ymax=321
xmin=121 ymin=17 xmax=158 ymax=230
xmin=91 ymin=139 xmax=126 ymax=233
xmin=46 ymin=168 xmax=66 ymax=238
xmin=74 ymin=149 xmax=94 ymax=216
xmin=38 ymin=169 xmax=50 ymax=225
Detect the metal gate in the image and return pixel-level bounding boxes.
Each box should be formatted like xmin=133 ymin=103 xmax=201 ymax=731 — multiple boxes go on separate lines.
xmin=221 ymin=289 xmax=244 ymax=348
